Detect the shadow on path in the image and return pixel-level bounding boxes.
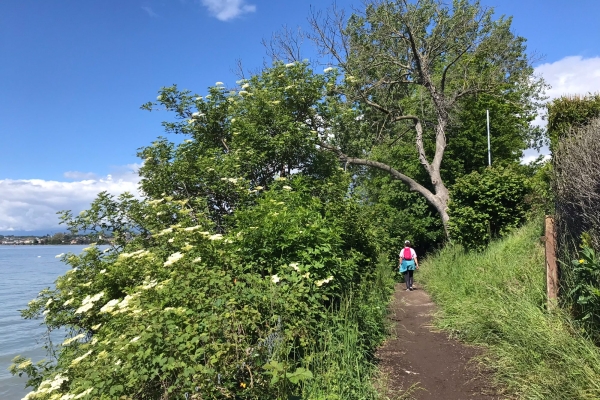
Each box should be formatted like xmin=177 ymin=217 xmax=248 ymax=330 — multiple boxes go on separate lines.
xmin=376 ymin=283 xmax=501 ymax=400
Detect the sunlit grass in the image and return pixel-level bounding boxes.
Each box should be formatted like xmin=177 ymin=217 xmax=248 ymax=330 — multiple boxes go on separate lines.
xmin=420 ymin=220 xmax=600 ymax=399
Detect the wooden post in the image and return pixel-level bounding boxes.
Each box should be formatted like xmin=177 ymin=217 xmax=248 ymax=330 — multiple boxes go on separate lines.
xmin=545 ymin=216 xmax=558 ymax=308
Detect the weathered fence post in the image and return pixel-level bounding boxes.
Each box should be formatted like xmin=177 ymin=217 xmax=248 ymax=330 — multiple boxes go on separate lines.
xmin=545 ymin=216 xmax=558 ymax=308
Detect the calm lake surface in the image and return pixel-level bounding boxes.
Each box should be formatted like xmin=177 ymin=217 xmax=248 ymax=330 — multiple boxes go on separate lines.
xmin=0 ymin=245 xmax=100 ymax=400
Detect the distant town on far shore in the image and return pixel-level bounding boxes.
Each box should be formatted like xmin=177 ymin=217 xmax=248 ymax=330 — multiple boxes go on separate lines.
xmin=0 ymin=233 xmax=108 ymax=245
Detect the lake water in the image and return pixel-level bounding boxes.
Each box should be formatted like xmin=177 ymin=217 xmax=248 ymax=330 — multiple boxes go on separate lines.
xmin=0 ymin=245 xmax=95 ymax=400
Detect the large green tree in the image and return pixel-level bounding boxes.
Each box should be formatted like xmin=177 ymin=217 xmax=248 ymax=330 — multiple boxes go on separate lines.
xmin=304 ymin=0 xmax=544 ymax=235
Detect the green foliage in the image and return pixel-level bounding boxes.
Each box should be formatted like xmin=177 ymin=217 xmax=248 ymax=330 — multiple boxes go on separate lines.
xmin=12 ymin=61 xmax=395 ymax=399
xmin=448 ymin=166 xmax=531 ymax=251
xmin=547 ymin=93 xmax=600 ymax=151
xmin=420 ymin=221 xmax=600 ymax=399
xmin=567 ymin=246 xmax=600 ymax=342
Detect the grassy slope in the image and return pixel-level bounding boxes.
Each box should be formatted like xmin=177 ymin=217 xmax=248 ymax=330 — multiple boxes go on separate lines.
xmin=420 ymin=220 xmax=600 ymax=399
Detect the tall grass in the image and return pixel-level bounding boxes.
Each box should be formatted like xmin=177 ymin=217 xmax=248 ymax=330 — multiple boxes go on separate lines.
xmin=301 ymin=256 xmax=397 ymax=400
xmin=420 ymin=220 xmax=600 ymax=399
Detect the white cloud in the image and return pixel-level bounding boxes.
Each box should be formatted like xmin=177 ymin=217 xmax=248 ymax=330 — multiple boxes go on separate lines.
xmin=200 ymin=0 xmax=256 ymax=21
xmin=0 ymin=165 xmax=141 ymax=232
xmin=521 ymin=56 xmax=600 ymax=163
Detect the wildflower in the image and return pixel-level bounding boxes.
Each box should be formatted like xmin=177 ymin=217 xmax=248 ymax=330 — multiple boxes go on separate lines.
xmin=240 ymin=382 xmax=247 ymax=388
xmin=75 ymin=303 xmax=94 ymax=314
xmin=17 ymin=359 xmax=32 ymax=369
xmin=216 ymin=81 xmax=224 ymax=86
xmin=282 ymin=185 xmax=292 ymax=191
xmin=168 ymin=238 xmax=174 ymax=243
xmin=63 ymin=298 xmax=74 ymax=306
xmin=71 ymin=350 xmax=93 ymax=365
xmin=184 ymin=225 xmax=201 ymax=231
xmin=289 ymin=263 xmax=299 ymax=271
xmin=63 ymin=333 xmax=86 ymax=346
xmin=315 ymin=275 xmax=334 ymax=287
xmin=324 ymin=67 xmax=334 ymax=73
xmin=142 ymin=280 xmax=158 ymax=289
xmin=192 ymin=257 xmax=202 ymax=263
xmin=242 ymin=83 xmax=250 ymax=89
xmin=42 ymin=309 xmax=50 ymax=315
xmin=157 ymin=95 xmax=163 ymax=101
xmin=99 ymin=269 xmax=106 ymax=274
xmin=579 ymin=259 xmax=585 ymax=264
xmin=115 ymin=359 xmax=122 ymax=366
xmin=187 ymin=119 xmax=194 ymax=124
xmin=239 ymin=90 xmax=249 ymax=96
xmin=100 ymin=299 xmax=120 ymax=313
xmin=271 ymin=274 xmax=281 ymax=283
xmin=45 ymin=298 xmax=53 ymax=307
xmin=285 ymin=62 xmax=295 ymax=67
xmin=195 ymin=96 xmax=202 ymax=101
xmin=164 ymin=252 xmax=184 ymax=267
xmin=209 ymin=234 xmax=223 ymax=241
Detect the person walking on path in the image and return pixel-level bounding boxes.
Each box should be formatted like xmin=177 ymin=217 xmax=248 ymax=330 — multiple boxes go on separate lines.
xmin=399 ymin=240 xmax=419 ymax=291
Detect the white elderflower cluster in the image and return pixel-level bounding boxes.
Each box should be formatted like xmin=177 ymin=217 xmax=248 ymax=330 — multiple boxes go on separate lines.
xmin=164 ymin=252 xmax=184 ymax=267
xmin=74 ymin=292 xmax=104 ymax=314
xmin=71 ymin=350 xmax=93 ymax=366
xmin=271 ymin=274 xmax=281 ymax=283
xmin=26 ymin=373 xmax=69 ymax=397
xmin=289 ymin=263 xmax=300 ymax=272
xmin=62 ymin=333 xmax=86 ymax=346
xmin=315 ymin=276 xmax=334 ymax=287
xmin=324 ymin=67 xmax=334 ymax=73
xmin=209 ymin=234 xmax=223 ymax=241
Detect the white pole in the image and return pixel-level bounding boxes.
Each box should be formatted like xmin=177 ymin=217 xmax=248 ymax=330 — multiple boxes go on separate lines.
xmin=486 ymin=109 xmax=491 ymax=166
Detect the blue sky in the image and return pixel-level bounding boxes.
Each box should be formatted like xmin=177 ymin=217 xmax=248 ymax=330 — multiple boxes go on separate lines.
xmin=1 ymin=0 xmax=599 ymax=233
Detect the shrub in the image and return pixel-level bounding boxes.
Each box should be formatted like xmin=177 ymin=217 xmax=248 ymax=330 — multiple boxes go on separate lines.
xmin=11 ymin=177 xmax=389 ymax=399
xmin=448 ymin=166 xmax=530 ymax=251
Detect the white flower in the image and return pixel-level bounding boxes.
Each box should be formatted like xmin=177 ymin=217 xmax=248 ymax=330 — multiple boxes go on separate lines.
xmin=192 ymin=112 xmax=204 ymax=118
xmin=242 ymin=83 xmax=251 ymax=90
xmin=271 ymin=274 xmax=281 ymax=284
xmin=75 ymin=302 xmax=94 ymax=314
xmin=282 ymin=185 xmax=292 ymax=191
xmin=100 ymin=299 xmax=120 ymax=313
xmin=91 ymin=323 xmax=102 ymax=330
xmin=42 ymin=309 xmax=50 ymax=315
xmin=315 ymin=275 xmax=334 ymax=287
xmin=215 ymin=81 xmax=224 ymax=86
xmin=324 ymin=67 xmax=334 ymax=73
xmin=63 ymin=298 xmax=74 ymax=306
xmin=254 ymin=186 xmax=264 ymax=190
xmin=239 ymin=91 xmax=249 ymax=96
xmin=164 ymin=252 xmax=184 ymax=267
xmin=285 ymin=62 xmax=295 ymax=68
xmin=209 ymin=234 xmax=223 ymax=241
xmin=45 ymin=298 xmax=53 ymax=307
xmin=157 ymin=95 xmax=163 ymax=101
xmin=168 ymin=238 xmax=174 ymax=243
xmin=99 ymin=269 xmax=106 ymax=274
xmin=141 ymin=280 xmax=158 ymax=290
xmin=130 ymin=336 xmax=140 ymax=343
xmin=71 ymin=350 xmax=93 ymax=365
xmin=55 ymin=253 xmax=64 ymax=258
xmin=195 ymin=96 xmax=202 ymax=101
xmin=275 ymin=176 xmax=287 ymax=181
xmin=184 ymin=225 xmax=201 ymax=231
xmin=187 ymin=119 xmax=194 ymax=124
xmin=62 ymin=333 xmax=86 ymax=346
xmin=289 ymin=263 xmax=299 ymax=271
xmin=60 ymin=393 xmax=76 ymax=400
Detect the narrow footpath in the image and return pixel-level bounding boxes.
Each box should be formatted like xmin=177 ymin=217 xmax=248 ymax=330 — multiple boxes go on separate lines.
xmin=376 ymin=284 xmax=500 ymax=400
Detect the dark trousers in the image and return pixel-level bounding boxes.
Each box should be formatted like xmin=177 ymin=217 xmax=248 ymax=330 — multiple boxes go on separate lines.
xmin=403 ymin=270 xmax=414 ymax=289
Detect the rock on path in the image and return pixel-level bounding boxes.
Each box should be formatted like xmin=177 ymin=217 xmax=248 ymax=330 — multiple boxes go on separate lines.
xmin=376 ymin=284 xmax=500 ymax=400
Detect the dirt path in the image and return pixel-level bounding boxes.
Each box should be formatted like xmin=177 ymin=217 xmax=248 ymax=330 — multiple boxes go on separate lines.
xmin=376 ymin=284 xmax=500 ymax=400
